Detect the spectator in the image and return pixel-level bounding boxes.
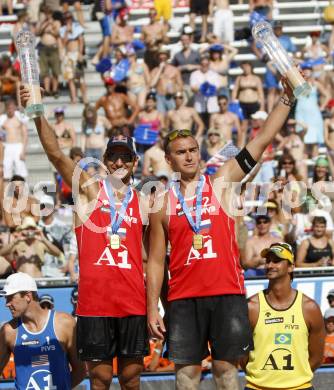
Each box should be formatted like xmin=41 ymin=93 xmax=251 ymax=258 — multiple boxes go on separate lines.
xmin=3 ymin=175 xmax=40 ymax=229
xmin=36 ymin=7 xmax=62 ymax=98
xmin=323 ymin=308 xmax=334 ymax=364
xmin=137 ymin=92 xmax=164 ymax=134
xmin=242 ymin=215 xmax=277 ymax=277
xmin=154 ymin=0 xmax=172 ymax=27
xmin=12 ymin=10 xmax=30 ymax=41
xmin=172 ymin=32 xmax=200 ymax=91
xmin=209 ymin=95 xmax=241 ymax=145
xmin=189 ymin=0 xmax=210 ymax=43
xmin=264 ymin=200 xmax=289 ymax=240
xmin=150 ymin=48 xmax=183 ymax=113
xmin=81 ymin=104 xmax=111 ymax=171
xmin=53 ymin=107 xmax=76 ymax=156
xmin=0 ymin=216 xmax=62 ymax=278
xmin=295 ymin=64 xmax=330 ymax=158
xmin=279 ymin=119 xmax=308 ymax=181
xmin=324 ymin=99 xmax=334 ymax=150
xmin=0 ymin=100 xmax=28 ymax=181
xmin=0 ymin=224 xmax=11 ymax=278
xmin=302 ymin=31 xmax=329 ymax=82
xmin=208 ymin=43 xmax=238 ymax=97
xmin=110 ymin=8 xmax=134 ymax=47
xmin=327 ymin=289 xmax=334 ymax=309
xmin=62 ymin=0 xmax=85 ymax=27
xmin=38 ymin=195 xmax=73 ymax=277
xmin=95 ymin=78 xmax=139 ymax=129
xmin=0 ymin=55 xmax=19 ymax=103
xmin=200 ymin=128 xmax=226 ymax=163
xmin=231 ymin=61 xmax=264 ymax=147
xmin=142 ymin=130 xmax=172 ymax=177
xmin=142 ymin=8 xmax=168 ymax=70
xmin=212 ymin=0 xmax=234 ymax=44
xmin=0 ymin=0 xmax=13 ymax=16
xmin=249 ymin=0 xmax=273 ymax=19
xmin=296 ymin=216 xmax=334 ymax=268
xmin=127 ymin=47 xmax=150 ymax=109
xmin=166 ymin=92 xmax=204 ymax=139
xmin=39 ymin=293 xmax=55 ymax=310
xmin=60 ymin=12 xmax=87 ymax=104
xmin=190 ymin=55 xmax=224 ymax=128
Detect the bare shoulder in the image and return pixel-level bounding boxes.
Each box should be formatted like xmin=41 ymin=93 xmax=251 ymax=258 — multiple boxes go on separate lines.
xmin=54 ymin=312 xmax=76 ymax=331
xmin=247 ymin=292 xmax=260 ymax=307
xmin=302 ymin=293 xmax=323 ymax=328
xmin=302 ymin=294 xmax=321 ymax=312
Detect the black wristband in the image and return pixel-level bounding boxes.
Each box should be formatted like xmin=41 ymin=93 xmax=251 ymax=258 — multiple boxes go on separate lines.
xmin=235 ymin=147 xmax=257 ymax=174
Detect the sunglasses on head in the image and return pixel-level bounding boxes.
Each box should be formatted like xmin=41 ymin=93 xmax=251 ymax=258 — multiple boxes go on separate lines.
xmin=167 ymin=129 xmax=192 ymax=142
xmin=107 ymin=153 xmax=134 ymax=163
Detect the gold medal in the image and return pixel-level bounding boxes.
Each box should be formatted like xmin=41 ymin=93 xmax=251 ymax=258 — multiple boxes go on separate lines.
xmin=193 ymin=234 xmax=203 ymax=250
xmin=110 ymin=234 xmax=120 ymax=249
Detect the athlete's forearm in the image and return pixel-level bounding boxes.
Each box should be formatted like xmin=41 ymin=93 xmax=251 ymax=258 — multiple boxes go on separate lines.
xmin=147 ymin=259 xmax=165 ymax=313
xmin=34 ymin=116 xmax=63 ymax=164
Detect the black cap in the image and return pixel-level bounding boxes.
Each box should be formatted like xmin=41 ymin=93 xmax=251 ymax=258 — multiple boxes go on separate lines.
xmin=273 ymin=20 xmax=283 ymax=28
xmin=39 ymin=294 xmax=54 ymax=305
xmin=106 ymin=135 xmax=137 ymax=156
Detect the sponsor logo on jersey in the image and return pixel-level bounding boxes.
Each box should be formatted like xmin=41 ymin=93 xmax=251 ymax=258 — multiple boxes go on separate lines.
xmin=21 ymin=333 xmax=28 ymax=340
xmin=22 ymin=340 xmax=40 ymax=346
xmin=275 ymin=333 xmax=292 ymax=345
xmin=265 ymin=317 xmax=284 ymax=324
xmin=31 ymin=354 xmax=49 ymax=367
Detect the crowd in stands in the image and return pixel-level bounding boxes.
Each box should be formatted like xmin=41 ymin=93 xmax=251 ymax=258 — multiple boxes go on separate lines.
xmin=0 ymin=0 xmax=334 ymax=377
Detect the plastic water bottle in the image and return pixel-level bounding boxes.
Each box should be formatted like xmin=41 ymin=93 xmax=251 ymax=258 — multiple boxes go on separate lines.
xmin=16 ymin=30 xmax=44 ymax=118
xmin=252 ymin=21 xmax=311 ymax=98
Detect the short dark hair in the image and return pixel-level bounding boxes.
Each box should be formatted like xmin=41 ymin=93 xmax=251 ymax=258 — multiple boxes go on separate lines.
xmin=312 ymin=216 xmax=327 ymax=226
xmin=70 ymin=147 xmax=84 ymax=160
xmin=218 ymin=95 xmax=228 ymax=102
xmin=10 ymin=175 xmax=25 ymax=182
xmin=19 ymin=291 xmax=39 ymax=301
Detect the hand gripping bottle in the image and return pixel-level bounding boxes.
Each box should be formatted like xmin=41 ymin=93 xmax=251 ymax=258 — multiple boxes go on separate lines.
xmin=16 ymin=30 xmax=44 ymax=118
xmin=252 ymin=21 xmax=311 ymax=98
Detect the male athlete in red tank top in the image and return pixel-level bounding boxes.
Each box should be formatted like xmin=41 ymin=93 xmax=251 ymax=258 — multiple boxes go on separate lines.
xmin=20 ymin=86 xmax=150 ymax=390
xmin=147 ymin=79 xmax=295 ymax=389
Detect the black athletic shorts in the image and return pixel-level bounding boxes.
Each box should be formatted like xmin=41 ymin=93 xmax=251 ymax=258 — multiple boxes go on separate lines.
xmin=190 ymin=0 xmax=209 ymax=15
xmin=240 ymin=102 xmax=260 ymax=120
xmin=76 ymin=315 xmax=149 ymax=361
xmin=167 ymin=295 xmax=253 ymax=365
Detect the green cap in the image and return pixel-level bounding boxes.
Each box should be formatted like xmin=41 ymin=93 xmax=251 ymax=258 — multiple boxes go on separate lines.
xmin=315 ymin=157 xmax=329 ymax=167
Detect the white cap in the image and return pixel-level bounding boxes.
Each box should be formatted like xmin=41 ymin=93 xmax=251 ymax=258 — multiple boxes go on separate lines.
xmin=39 ymin=195 xmax=55 ymax=207
xmin=251 ymin=111 xmax=268 ymax=121
xmin=324 ymin=307 xmax=334 ymax=319
xmin=0 ymin=273 xmax=38 ymax=297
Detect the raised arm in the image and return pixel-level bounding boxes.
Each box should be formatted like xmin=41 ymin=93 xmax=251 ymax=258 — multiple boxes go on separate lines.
xmin=147 ymin=200 xmax=168 ymax=340
xmin=20 ymin=87 xmax=91 ymax=192
xmin=215 ymin=79 xmax=293 ymax=183
xmin=303 ymin=296 xmax=325 ymax=371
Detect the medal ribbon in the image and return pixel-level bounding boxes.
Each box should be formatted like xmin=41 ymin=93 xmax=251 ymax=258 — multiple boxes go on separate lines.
xmin=104 ymin=180 xmax=132 ymax=234
xmin=174 ymin=175 xmax=205 ymax=234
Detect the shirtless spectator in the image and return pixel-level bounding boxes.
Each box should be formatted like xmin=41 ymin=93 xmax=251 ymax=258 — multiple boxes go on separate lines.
xmin=62 ymin=0 xmax=85 ymax=27
xmin=95 ymin=78 xmax=139 ymax=130
xmin=166 ymin=92 xmax=204 ymax=139
xmin=60 ymin=12 xmax=87 ymax=104
xmin=0 ymin=55 xmax=19 ymax=104
xmin=111 ymin=8 xmax=134 ymax=48
xmin=279 ymin=119 xmax=308 ymax=181
xmin=3 ymin=175 xmax=40 ymax=230
xmin=150 ymin=49 xmax=183 ymax=113
xmin=142 ymin=130 xmax=172 ymax=177
xmin=209 ymin=95 xmax=241 ymax=145
xmin=53 ymin=107 xmax=76 ymax=157
xmin=172 ymin=32 xmax=200 ymax=88
xmin=212 ymin=0 xmax=234 ymax=44
xmin=0 ymin=100 xmax=28 ymax=181
xmin=242 ymin=215 xmax=277 ymax=277
xmin=142 ymin=8 xmax=168 ymax=70
xmin=81 ymin=104 xmax=111 ymax=171
xmin=37 ymin=7 xmax=61 ymax=97
xmin=0 ymin=217 xmax=62 ymax=278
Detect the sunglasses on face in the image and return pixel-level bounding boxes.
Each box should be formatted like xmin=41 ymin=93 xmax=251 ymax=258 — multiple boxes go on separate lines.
xmin=257 ymin=220 xmax=269 ymax=225
xmin=167 ymin=129 xmax=192 ymax=141
xmin=265 ymin=257 xmax=284 ymax=264
xmin=282 ymin=161 xmax=293 ymax=165
xmin=174 ymin=96 xmax=183 ymax=100
xmin=107 ymin=153 xmax=134 ymax=163
xmin=209 ymin=133 xmax=220 ymax=137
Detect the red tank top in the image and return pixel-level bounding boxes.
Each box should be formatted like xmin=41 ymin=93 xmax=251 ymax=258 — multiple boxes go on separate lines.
xmin=167 ymin=175 xmax=245 ymax=301
xmin=75 ymin=182 xmax=146 ymax=317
